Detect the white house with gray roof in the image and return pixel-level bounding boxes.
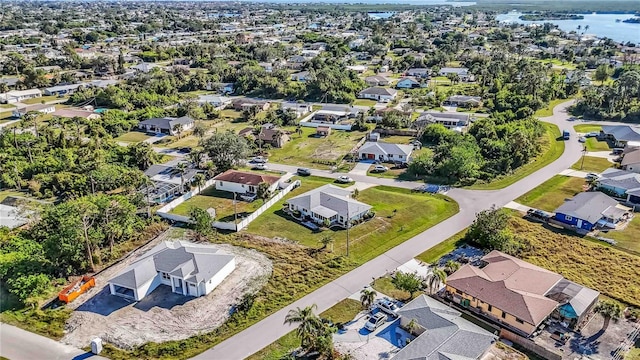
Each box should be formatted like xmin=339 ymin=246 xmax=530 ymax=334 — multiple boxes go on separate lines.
xmin=393 ymin=295 xmax=496 ymax=360
xmin=108 ymin=241 xmax=235 ymax=301
xmin=358 ymin=141 xmax=413 ymax=163
xmin=358 ymin=87 xmax=398 ymax=101
xmin=138 ymin=116 xmax=194 ymax=135
xmin=286 ymin=184 xmax=371 ymax=227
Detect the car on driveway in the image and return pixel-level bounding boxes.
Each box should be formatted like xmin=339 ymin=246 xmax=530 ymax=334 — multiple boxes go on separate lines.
xmin=297 ymin=168 xmax=311 ymax=176
xmin=364 ymin=312 xmax=387 ymax=332
xmin=585 ymin=172 xmax=600 ymax=180
xmin=371 ymin=165 xmax=389 ymax=173
xmin=252 ymin=163 xmax=268 ymax=170
xmin=585 ymin=132 xmax=599 ymax=138
xmin=376 ymin=298 xmax=399 ymax=318
xmin=251 ymin=156 xmax=268 ymax=163
xmin=335 ymin=175 xmax=354 ymax=184
xmin=578 ymin=136 xmax=586 ymax=143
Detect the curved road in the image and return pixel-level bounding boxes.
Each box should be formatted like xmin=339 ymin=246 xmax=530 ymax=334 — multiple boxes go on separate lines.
xmin=193 ymin=101 xmax=583 ymax=359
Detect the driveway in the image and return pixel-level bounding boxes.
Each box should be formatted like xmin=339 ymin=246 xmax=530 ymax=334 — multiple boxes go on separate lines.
xmin=349 ymin=161 xmax=373 ymax=176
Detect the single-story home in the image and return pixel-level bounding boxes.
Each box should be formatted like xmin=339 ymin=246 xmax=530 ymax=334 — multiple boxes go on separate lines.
xmin=12 ymin=104 xmax=56 ymax=118
xmin=287 ymin=184 xmax=371 ymax=227
xmin=346 ymin=65 xmax=368 ymax=73
xmin=358 ymin=141 xmax=413 ymax=163
xmin=232 ymin=99 xmax=270 ymax=112
xmin=291 ymin=71 xmax=312 ymax=82
xmin=414 ymin=112 xmax=470 ymax=132
xmin=446 ymin=250 xmax=600 ymax=335
xmin=197 ymin=95 xmax=232 ymax=110
xmin=595 ymin=168 xmax=640 ymax=204
xmin=0 ymin=89 xmax=42 ymax=104
xmin=238 ymin=126 xmax=291 ymax=148
xmin=554 ymin=191 xmax=631 ymax=230
xmin=312 ymin=111 xmax=348 ymax=124
xmin=621 ymin=148 xmax=640 ymax=173
xmin=444 ymin=95 xmax=482 ymax=107
xmin=138 ymin=116 xmax=195 ymax=135
xmin=214 ymin=170 xmax=280 ymax=195
xmin=406 ymin=68 xmax=430 ymax=78
xmin=395 ymin=77 xmax=423 ymax=89
xmin=364 ymin=75 xmax=389 ymax=87
xmin=392 ymin=295 xmax=496 ymax=360
xmin=439 ymin=67 xmax=474 ymax=82
xmin=358 ymin=87 xmax=398 ymax=102
xmin=108 ymin=241 xmax=235 ymax=301
xmin=52 ymin=108 xmax=101 ymax=120
xmin=44 ymin=84 xmax=82 ymax=96
xmin=281 ymin=102 xmax=312 ymax=117
xmin=131 ymin=62 xmax=162 ymax=73
xmin=600 ymin=125 xmax=640 ymax=147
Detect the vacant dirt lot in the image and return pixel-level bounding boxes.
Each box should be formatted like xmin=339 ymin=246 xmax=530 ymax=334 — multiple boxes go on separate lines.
xmin=61 ymin=231 xmax=272 ymax=350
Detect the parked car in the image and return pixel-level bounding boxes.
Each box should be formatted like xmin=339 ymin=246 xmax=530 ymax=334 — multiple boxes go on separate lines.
xmin=585 ymin=132 xmax=599 ymax=138
xmin=376 ymin=298 xmax=399 ymax=318
xmin=578 ymin=136 xmax=586 ymax=143
xmin=336 ymin=175 xmax=354 ymax=184
xmin=364 ymin=312 xmax=387 ymax=331
xmin=252 ymin=163 xmax=268 ymax=170
xmin=585 ymin=172 xmax=600 ymax=180
xmin=562 ymin=130 xmax=570 ymax=140
xmin=526 ymin=208 xmax=553 ymax=222
xmin=371 ymin=165 xmax=389 ymax=173
xmin=612 ymin=148 xmax=624 ymax=155
xmin=177 ymin=147 xmax=191 ymax=154
xmin=251 ymin=156 xmax=268 ymax=163
xmin=297 ymin=168 xmax=311 ymax=176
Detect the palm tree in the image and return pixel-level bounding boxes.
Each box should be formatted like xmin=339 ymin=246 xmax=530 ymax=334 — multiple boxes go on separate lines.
xmin=444 ymin=260 xmax=460 ymax=275
xmin=405 ymin=318 xmax=419 ymax=335
xmin=595 ymin=300 xmax=622 ymax=330
xmin=425 ymin=268 xmax=447 ymax=295
xmin=360 ymin=288 xmax=377 ymax=309
xmin=172 ymin=123 xmax=184 ymax=139
xmin=319 ymin=234 xmax=334 ymax=252
xmin=271 ymin=129 xmax=284 ymax=148
xmin=193 ymin=173 xmax=206 ymax=193
xmin=284 ymin=305 xmax=322 ymax=350
xmin=175 ymin=162 xmax=188 ymax=192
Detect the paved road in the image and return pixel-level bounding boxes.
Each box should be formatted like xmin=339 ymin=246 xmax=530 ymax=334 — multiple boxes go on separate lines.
xmin=193 ymin=101 xmax=583 ymax=359
xmin=0 ymin=323 xmax=108 ymax=360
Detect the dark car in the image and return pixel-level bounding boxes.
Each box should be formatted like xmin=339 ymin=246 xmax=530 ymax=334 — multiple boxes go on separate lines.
xmin=297 ymin=168 xmax=311 ymax=176
xmin=177 ymin=147 xmax=191 ymax=154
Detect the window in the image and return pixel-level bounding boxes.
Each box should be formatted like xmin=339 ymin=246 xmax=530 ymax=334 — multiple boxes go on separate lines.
xmin=516 ymin=318 xmax=524 ymax=324
xmin=219 ymin=181 xmax=223 ymax=186
xmin=565 ymin=215 xmax=573 ymax=221
xmin=161 ymin=272 xmax=170 ymax=280
xmin=455 ymin=289 xmax=463 ymax=295
xmin=388 ymin=154 xmax=393 ymax=158
xmin=209 ymin=280 xmax=212 ymax=284
xmin=488 ymin=304 xmax=492 ymax=312
xmin=501 ymin=311 xmax=507 ymax=319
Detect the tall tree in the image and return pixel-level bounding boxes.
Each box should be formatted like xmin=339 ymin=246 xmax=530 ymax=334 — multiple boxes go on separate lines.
xmin=284 ymin=305 xmax=323 ymax=350
xmin=201 ymin=131 xmax=251 ymax=172
xmin=360 ymin=288 xmax=377 ymax=309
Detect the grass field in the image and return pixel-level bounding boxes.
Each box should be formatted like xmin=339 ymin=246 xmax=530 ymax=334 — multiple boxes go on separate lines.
xmin=246 ymin=180 xmax=458 ymax=264
xmin=267 ymin=127 xmax=366 ymax=170
xmin=353 ymin=99 xmax=377 ymax=107
xmin=573 ymin=125 xmax=610 ymax=151
xmin=515 ymin=175 xmax=587 ymax=212
xmin=416 ymin=229 xmax=467 ymax=264
xmin=467 ymin=122 xmax=565 ymax=190
xmin=220 ymin=109 xmax=243 ymax=120
xmin=22 ymin=95 xmax=62 ymax=105
xmin=372 ymin=276 xmax=412 ymax=301
xmin=0 ymin=103 xmax=15 ymax=109
xmin=246 ymin=299 xmax=362 ymax=360
xmin=534 ymin=98 xmax=573 ymax=118
xmin=602 ymin=216 xmax=640 ymax=253
xmin=171 ymin=186 xmax=264 ymax=222
xmin=114 ymin=131 xmax=152 ymax=143
xmin=511 ymin=215 xmax=640 ymax=307
xmin=0 ymin=189 xmax=24 ymax=203
xmin=571 ymin=156 xmax=613 ymax=172
xmin=168 ymin=135 xmax=201 ymax=149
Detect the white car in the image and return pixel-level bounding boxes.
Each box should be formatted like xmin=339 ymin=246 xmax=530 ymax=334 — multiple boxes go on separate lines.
xmin=251 ymin=156 xmax=268 ymax=163
xmin=376 ymin=298 xmax=399 ymax=318
xmin=252 ymin=163 xmax=268 ymax=170
xmin=336 ymin=175 xmax=354 ymax=183
xmin=364 ymin=312 xmax=387 ymax=331
xmin=585 ymin=172 xmax=600 ymax=180
xmin=372 ymin=165 xmax=389 ymax=173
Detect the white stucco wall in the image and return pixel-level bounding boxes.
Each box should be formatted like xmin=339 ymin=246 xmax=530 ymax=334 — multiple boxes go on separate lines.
xmin=204 ymin=259 xmax=236 ymax=296
xmin=135 ymin=274 xmax=163 ymax=301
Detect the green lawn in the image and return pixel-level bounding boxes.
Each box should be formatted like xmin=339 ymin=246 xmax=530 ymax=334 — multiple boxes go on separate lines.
xmin=603 ymin=216 xmax=640 ymax=253
xmin=534 ymin=98 xmax=573 ymax=118
xmin=169 ymin=135 xmax=201 ymax=149
xmin=114 ymin=131 xmax=152 ymax=143
xmin=22 ymin=95 xmax=61 ymax=105
xmin=534 ymin=59 xmax=577 ymax=70
xmin=571 ymin=156 xmax=613 ymax=172
xmin=515 ymin=175 xmax=587 ymax=212
xmin=372 ymin=276 xmax=412 ymax=301
xmin=220 ymin=109 xmax=243 ymax=120
xmin=0 ymin=103 xmax=15 ymax=109
xmin=247 ymin=299 xmax=362 ymax=360
xmin=467 ymin=122 xmax=565 ymax=190
xmin=0 ymin=189 xmax=24 ymax=203
xmin=246 ymin=182 xmax=459 ymax=264
xmin=353 ymin=99 xmax=377 ymax=107
xmin=267 ymin=127 xmax=366 ymax=170
xmin=416 ymin=229 xmax=467 ymax=264
xmin=171 ymin=186 xmax=264 ymax=223
xmin=573 ymin=125 xmax=610 ymax=151
xmin=573 ymin=124 xmax=602 ymax=133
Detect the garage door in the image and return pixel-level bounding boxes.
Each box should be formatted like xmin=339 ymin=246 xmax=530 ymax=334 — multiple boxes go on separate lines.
xmin=188 ymin=282 xmax=198 ymax=296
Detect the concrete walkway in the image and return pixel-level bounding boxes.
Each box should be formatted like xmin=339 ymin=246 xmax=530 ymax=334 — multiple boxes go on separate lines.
xmin=504 ymin=201 xmax=532 ymax=212
xmin=586 ymin=151 xmax=616 ymax=160
xmin=559 ymin=169 xmax=590 ymax=178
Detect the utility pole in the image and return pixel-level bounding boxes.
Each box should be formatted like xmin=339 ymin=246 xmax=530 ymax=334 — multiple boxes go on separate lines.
xmin=580 ymin=145 xmax=587 ymax=170
xmin=346 ymin=205 xmax=350 ymax=257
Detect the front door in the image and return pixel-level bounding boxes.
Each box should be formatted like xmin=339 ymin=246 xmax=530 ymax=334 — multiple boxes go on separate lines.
xmin=173 ymin=278 xmax=183 ymax=294
xmin=576 ymin=219 xmax=583 ymax=229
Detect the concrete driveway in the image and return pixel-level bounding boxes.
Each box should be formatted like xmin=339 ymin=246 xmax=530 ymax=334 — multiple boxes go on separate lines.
xmin=349 ymin=161 xmax=373 ymax=176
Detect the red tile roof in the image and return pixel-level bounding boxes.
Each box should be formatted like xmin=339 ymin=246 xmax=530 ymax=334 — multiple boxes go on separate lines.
xmin=213 ymin=170 xmax=280 ymax=186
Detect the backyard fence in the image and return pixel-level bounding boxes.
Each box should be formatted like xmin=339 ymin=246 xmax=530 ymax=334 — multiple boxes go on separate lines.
xmin=156 ymin=178 xmax=301 ymax=232
xmin=499 ymin=329 xmax=562 ymax=360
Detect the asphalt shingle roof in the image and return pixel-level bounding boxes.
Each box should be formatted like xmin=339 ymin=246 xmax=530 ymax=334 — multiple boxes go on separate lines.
xmin=554 ymin=192 xmax=619 ymax=224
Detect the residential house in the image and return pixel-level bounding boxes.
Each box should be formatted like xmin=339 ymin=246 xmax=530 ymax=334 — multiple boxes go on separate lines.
xmin=595 ymin=168 xmax=640 ymax=205
xmin=358 ymin=141 xmax=413 ymax=163
xmin=52 ymin=108 xmax=101 ymax=120
xmin=358 ymin=87 xmax=398 ymax=102
xmin=444 ymin=95 xmax=482 ymax=108
xmin=392 ymin=295 xmax=496 ymax=360
xmin=108 ymin=241 xmax=235 ymax=301
xmin=553 ymin=191 xmax=632 ymax=230
xmin=0 ymin=89 xmax=42 ymax=104
xmin=439 ymin=67 xmax=474 ymax=82
xmin=316 ymin=126 xmax=331 ymax=137
xmin=197 ymin=95 xmax=232 ymax=110
xmin=281 ymin=102 xmax=312 ymax=117
xmin=364 ymin=75 xmax=389 ymax=87
xmin=600 ymin=125 xmax=640 ymax=147
xmin=346 ymin=65 xmax=368 ymax=73
xmin=12 ymin=104 xmax=56 ymax=118
xmin=231 ymin=99 xmax=270 ymax=112
xmin=138 ymin=116 xmax=195 ymax=135
xmin=406 ymin=68 xmax=430 ymax=78
xmin=286 ymin=184 xmax=371 ymax=227
xmin=312 ymin=110 xmax=349 ymax=125
xmin=44 ymin=84 xmax=82 ymax=96
xmin=0 ymin=77 xmax=19 ymax=89
xmin=396 ymin=77 xmax=423 ymax=89
xmin=214 ymin=170 xmax=280 ymax=195
xmin=131 ymin=62 xmax=162 ymax=73
xmin=141 ymin=164 xmax=200 ymax=204
xmin=415 ymin=112 xmax=470 ymax=132
xmin=446 ymin=251 xmax=600 ymax=335
xmin=238 ymin=126 xmax=291 ymax=148
xmin=621 ymin=148 xmax=640 ymax=173
xmin=290 ymin=71 xmax=312 ymax=82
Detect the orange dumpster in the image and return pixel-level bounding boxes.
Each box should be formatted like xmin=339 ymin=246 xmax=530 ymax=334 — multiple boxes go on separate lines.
xmin=58 ymin=276 xmax=96 ymax=303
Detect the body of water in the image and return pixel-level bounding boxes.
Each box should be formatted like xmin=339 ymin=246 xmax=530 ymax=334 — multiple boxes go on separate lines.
xmin=496 ymin=11 xmax=640 ymax=44
xmin=248 ymin=0 xmax=475 ymax=5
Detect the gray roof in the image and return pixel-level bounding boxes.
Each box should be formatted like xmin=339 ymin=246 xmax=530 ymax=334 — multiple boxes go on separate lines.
xmin=439 ymin=67 xmax=469 ymax=75
xmin=359 ymin=87 xmax=398 ymax=96
xmin=287 ymin=184 xmax=371 ymax=218
xmin=416 ymin=111 xmax=470 ymax=125
xmin=447 ymin=95 xmax=482 ymax=103
xmin=139 ymin=116 xmax=194 ymax=130
xmin=597 ymin=168 xmax=640 ymax=192
xmin=554 ymin=192 xmax=619 ymax=223
xmin=545 ymin=278 xmax=600 ymax=318
xmin=109 ymin=241 xmax=234 ymax=289
xmin=359 ymin=141 xmax=414 ymax=157
xmin=393 ymin=295 xmax=496 ymax=360
xmin=602 ymin=125 xmax=640 ymax=142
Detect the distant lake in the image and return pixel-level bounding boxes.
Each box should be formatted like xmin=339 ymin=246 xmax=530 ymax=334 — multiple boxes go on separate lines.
xmin=496 ymin=11 xmax=640 ymax=44
xmin=368 ymin=11 xmax=395 ymax=19
xmin=248 ymin=0 xmax=476 ymax=5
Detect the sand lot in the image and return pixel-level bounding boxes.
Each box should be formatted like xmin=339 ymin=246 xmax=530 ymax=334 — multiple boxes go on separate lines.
xmin=62 ymin=232 xmax=272 ymax=350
